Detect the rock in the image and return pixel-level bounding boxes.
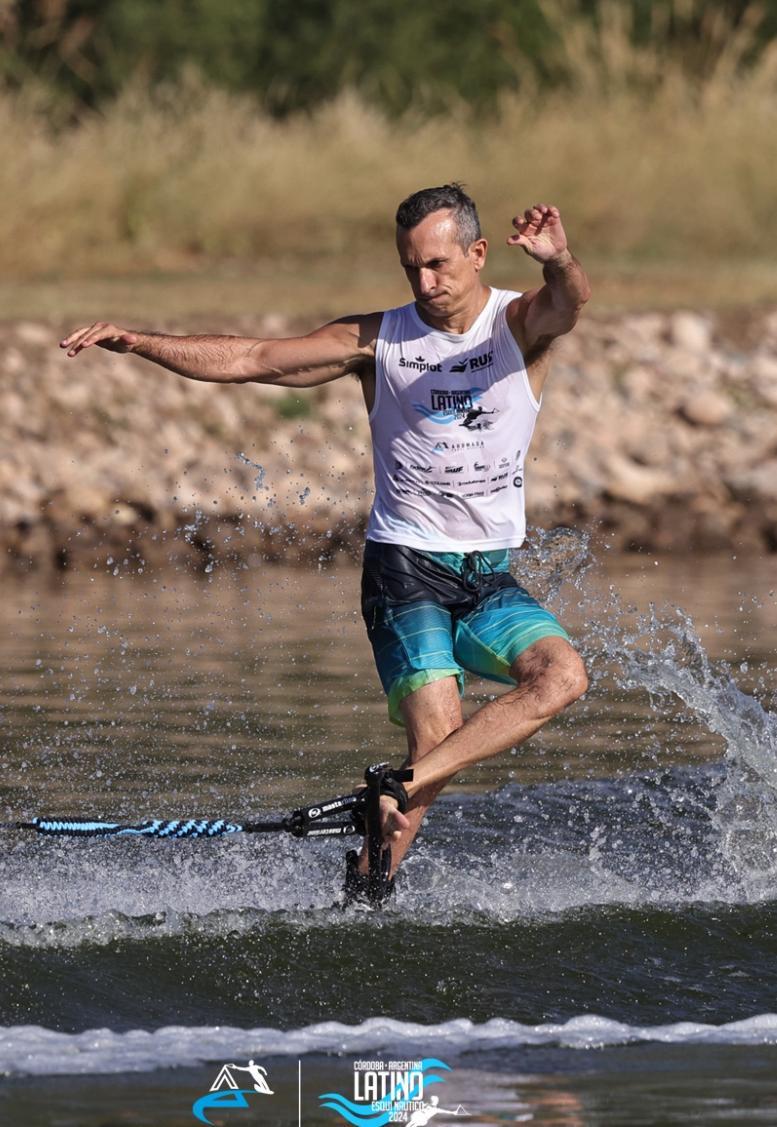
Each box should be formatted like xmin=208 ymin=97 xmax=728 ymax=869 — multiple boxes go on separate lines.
xmin=725 ymin=461 xmax=777 ymax=503
xmin=620 ymin=365 xmax=655 ymax=401
xmin=677 ymin=389 xmax=732 ymax=427
xmin=751 ymin=354 xmax=777 ymax=407
xmin=2 ymin=347 xmax=25 ymax=376
xmin=602 ymin=453 xmax=680 ymax=506
xmin=664 ymin=348 xmax=706 ymax=381
xmin=669 ymin=312 xmax=713 ymax=352
xmin=14 ymin=322 xmax=52 ymax=347
xmin=2 ymin=306 xmax=777 ymax=569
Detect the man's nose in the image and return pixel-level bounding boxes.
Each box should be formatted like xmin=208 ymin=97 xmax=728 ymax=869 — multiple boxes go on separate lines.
xmin=418 ymin=268 xmax=436 ymax=295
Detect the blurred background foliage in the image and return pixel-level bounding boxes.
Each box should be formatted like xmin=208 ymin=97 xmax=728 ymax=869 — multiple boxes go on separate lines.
xmin=1 ymin=0 xmax=776 ymax=306
xmin=4 ymin=0 xmax=777 ymax=117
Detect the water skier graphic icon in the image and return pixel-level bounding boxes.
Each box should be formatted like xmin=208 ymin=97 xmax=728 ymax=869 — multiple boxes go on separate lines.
xmin=459 ymin=405 xmax=497 ymax=430
xmin=193 ymin=1059 xmax=275 ymax=1124
xmin=227 ymin=1060 xmax=275 ymax=1094
xmin=406 ymin=1095 xmax=469 ymax=1125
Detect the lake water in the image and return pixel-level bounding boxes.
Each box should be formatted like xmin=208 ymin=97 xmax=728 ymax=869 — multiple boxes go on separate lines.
xmin=1 ymin=532 xmax=776 ymax=1125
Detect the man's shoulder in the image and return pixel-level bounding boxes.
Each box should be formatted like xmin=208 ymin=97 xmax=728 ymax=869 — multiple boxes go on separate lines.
xmin=380 ymin=300 xmax=415 ymax=320
xmin=491 ymin=287 xmax=524 ymax=319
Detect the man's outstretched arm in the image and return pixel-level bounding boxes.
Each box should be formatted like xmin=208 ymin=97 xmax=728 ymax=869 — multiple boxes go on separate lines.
xmin=59 ymin=313 xmax=382 ymax=387
xmin=505 ymin=204 xmax=591 ymax=391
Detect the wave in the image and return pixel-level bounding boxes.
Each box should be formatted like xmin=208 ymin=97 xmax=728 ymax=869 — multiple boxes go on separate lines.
xmin=4 ymin=761 xmax=777 ymax=950
xmin=3 ymin=1014 xmax=777 ymax=1077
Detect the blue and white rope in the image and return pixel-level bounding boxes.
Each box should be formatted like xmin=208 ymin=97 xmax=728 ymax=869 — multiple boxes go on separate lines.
xmin=29 ymin=817 xmax=244 ymax=838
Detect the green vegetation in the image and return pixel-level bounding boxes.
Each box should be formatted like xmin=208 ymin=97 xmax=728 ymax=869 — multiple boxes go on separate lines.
xmin=2 ymin=2 xmax=776 ymax=312
xmin=6 ymin=1 xmax=777 ymax=117
xmin=275 ymin=394 xmax=313 ymax=421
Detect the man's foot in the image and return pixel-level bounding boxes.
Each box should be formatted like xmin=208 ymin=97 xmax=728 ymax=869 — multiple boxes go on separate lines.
xmin=342 ymin=849 xmax=395 ymax=907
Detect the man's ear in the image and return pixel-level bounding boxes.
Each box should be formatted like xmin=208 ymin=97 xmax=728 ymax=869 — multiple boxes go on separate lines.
xmin=468 ymin=238 xmax=488 ymax=272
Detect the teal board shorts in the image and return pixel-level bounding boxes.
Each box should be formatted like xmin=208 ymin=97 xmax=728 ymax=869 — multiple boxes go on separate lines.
xmin=361 ymin=540 xmax=570 ymax=726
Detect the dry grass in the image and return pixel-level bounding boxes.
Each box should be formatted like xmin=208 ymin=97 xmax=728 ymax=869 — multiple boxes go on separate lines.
xmin=4 ymin=4 xmax=777 ymax=313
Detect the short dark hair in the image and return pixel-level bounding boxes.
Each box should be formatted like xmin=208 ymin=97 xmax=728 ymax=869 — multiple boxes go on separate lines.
xmin=395 ymin=183 xmax=481 ymax=249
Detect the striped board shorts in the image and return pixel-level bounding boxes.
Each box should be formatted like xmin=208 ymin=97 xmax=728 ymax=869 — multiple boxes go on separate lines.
xmin=360 ymin=540 xmax=570 ymax=726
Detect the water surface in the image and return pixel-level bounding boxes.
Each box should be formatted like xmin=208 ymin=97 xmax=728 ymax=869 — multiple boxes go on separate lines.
xmin=1 ymin=539 xmax=776 ymax=1125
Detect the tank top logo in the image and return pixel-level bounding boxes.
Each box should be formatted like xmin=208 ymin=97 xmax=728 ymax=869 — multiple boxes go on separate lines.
xmin=450 ymin=350 xmax=493 ymax=373
xmin=399 ymin=354 xmax=443 ymax=372
xmin=412 ymin=386 xmax=500 ymax=431
xmin=414 ymin=385 xmax=487 ymax=423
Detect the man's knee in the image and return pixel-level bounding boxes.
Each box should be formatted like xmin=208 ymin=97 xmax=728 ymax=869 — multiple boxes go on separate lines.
xmin=407 ymin=710 xmax=464 ymax=760
xmin=512 ymin=638 xmax=588 ymax=716
xmin=553 ymin=647 xmax=588 ymax=709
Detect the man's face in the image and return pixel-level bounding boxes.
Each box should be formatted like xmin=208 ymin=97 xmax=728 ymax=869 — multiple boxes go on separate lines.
xmin=396 ymin=210 xmax=486 ymax=316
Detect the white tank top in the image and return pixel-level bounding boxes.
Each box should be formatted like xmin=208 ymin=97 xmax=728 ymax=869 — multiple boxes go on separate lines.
xmin=366 ymin=287 xmax=540 ymax=551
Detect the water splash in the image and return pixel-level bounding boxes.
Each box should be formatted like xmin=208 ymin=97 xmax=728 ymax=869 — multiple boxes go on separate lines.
xmin=511 ymin=526 xmax=594 ymax=604
xmin=236 ymin=451 xmax=266 ymax=491
xmin=512 ymin=527 xmax=777 ymax=893
xmin=2 ymin=528 xmax=774 ymax=943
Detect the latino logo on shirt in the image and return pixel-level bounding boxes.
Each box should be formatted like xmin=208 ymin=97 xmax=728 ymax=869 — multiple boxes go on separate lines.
xmin=413 ymin=387 xmax=489 ymax=425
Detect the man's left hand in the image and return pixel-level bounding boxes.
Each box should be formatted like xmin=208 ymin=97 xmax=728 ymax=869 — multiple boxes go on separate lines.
xmin=507 ymin=204 xmax=568 ymax=263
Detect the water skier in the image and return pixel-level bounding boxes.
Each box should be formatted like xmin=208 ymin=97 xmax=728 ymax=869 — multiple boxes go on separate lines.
xmin=406 ymin=1096 xmax=467 ymax=1124
xmin=61 ymin=186 xmax=590 ymax=901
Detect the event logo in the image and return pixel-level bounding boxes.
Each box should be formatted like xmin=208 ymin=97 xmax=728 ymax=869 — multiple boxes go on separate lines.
xmin=320 ymin=1058 xmax=468 ymax=1126
xmin=192 ymin=1060 xmax=274 ymax=1125
xmin=413 ymin=387 xmax=484 ymax=425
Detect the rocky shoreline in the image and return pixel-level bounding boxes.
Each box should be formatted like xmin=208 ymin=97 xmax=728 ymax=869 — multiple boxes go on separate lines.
xmin=2 ymin=308 xmax=776 ymax=575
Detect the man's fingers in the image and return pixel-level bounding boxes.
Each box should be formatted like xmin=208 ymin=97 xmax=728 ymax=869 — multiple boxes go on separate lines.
xmin=59 ymin=326 xmax=95 ymax=353
xmin=512 ymin=204 xmax=560 ymax=229
xmin=385 ymin=808 xmax=411 ymax=842
xmin=379 ymin=795 xmax=410 ymax=842
xmin=60 ymin=322 xmax=132 ymax=357
xmin=508 ymin=204 xmax=563 ymax=248
xmin=60 ymin=322 xmax=111 ymax=355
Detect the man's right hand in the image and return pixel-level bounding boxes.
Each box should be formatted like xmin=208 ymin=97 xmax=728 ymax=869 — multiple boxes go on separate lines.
xmin=380 ymin=794 xmax=411 ymax=843
xmin=60 ymin=323 xmax=140 ymax=358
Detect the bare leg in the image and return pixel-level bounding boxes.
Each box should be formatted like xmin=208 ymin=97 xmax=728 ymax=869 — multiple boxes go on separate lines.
xmin=353 ymin=674 xmax=462 ymax=876
xmin=388 ymin=674 xmax=465 ymax=874
xmin=371 ymin=636 xmax=588 ymax=874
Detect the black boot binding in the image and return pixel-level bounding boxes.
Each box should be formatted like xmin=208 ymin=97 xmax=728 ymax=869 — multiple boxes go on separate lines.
xmin=342 ymin=763 xmax=412 ymax=908
xmin=343 ymin=847 xmax=395 ymax=906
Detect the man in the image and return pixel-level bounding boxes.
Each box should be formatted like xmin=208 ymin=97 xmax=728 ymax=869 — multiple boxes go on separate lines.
xmin=61 ymin=184 xmax=590 ymax=899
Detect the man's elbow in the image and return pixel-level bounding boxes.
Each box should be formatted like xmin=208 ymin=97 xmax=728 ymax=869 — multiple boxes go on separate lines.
xmin=578 ymin=276 xmax=592 ymax=306
xmin=564 ymin=274 xmax=592 ymax=313
xmin=236 ymin=339 xmax=275 ymax=383
xmin=556 ymin=301 xmax=587 ymax=337
xmin=558 ymin=283 xmax=591 ymax=330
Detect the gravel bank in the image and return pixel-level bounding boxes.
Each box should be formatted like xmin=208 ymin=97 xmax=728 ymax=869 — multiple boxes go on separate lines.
xmin=2 ymin=309 xmax=776 ymax=574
